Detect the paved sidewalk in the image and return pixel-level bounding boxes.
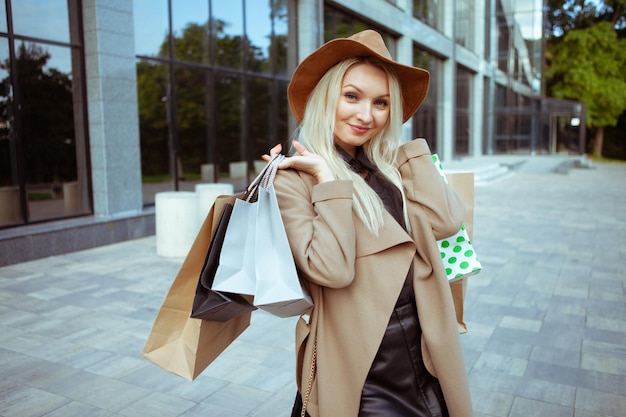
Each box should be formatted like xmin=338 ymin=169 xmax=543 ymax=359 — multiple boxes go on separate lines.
xmin=0 ymin=157 xmax=625 ymax=417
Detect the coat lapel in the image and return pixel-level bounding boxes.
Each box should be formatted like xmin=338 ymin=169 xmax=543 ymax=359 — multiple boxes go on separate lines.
xmin=354 ymin=209 xmax=414 ymax=257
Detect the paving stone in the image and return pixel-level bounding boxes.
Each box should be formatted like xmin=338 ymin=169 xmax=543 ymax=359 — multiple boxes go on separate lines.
xmin=1 ymin=158 xmax=625 ymax=416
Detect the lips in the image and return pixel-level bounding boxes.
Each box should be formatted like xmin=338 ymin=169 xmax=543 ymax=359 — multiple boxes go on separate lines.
xmin=349 ymin=124 xmax=370 ymax=134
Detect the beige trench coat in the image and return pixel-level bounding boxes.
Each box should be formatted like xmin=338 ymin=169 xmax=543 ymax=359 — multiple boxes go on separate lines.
xmin=273 ymin=139 xmax=473 ymax=417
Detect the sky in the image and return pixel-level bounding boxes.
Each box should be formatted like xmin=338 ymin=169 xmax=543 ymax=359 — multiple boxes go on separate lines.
xmin=133 ymin=0 xmax=283 ymax=57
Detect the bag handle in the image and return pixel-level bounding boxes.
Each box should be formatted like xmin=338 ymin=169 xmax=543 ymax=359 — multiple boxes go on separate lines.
xmin=260 ymin=154 xmax=284 ymax=189
xmin=244 ymin=154 xmax=283 ymax=202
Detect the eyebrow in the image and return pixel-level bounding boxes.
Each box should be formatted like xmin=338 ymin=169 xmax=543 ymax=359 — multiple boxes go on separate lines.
xmin=342 ymin=83 xmax=390 ymax=98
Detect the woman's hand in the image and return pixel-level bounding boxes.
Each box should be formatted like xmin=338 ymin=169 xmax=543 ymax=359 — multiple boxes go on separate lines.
xmin=262 ymin=140 xmax=335 ymax=183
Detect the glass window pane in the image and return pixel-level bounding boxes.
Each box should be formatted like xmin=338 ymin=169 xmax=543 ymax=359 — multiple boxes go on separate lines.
xmin=215 ymin=72 xmax=243 ymax=181
xmin=414 ymin=0 xmax=440 ymax=29
xmin=245 ymin=0 xmax=272 ymax=74
xmin=273 ymin=0 xmax=288 ymax=75
xmin=213 ymin=0 xmax=243 ymax=69
xmin=14 ymin=41 xmax=86 ymax=221
xmin=0 ymin=2 xmax=7 ymax=32
xmin=455 ymin=66 xmax=471 ymax=156
xmin=172 ymin=0 xmax=209 ymax=64
xmin=175 ymin=64 xmax=209 ymax=189
xmin=0 ymin=38 xmax=22 ymax=226
xmin=12 ymin=0 xmax=69 ymax=43
xmin=248 ymin=76 xmax=271 ymax=157
xmin=413 ymin=47 xmax=442 ymax=153
xmin=134 ymin=0 xmax=169 ymax=57
xmin=136 ymin=59 xmax=171 ymax=205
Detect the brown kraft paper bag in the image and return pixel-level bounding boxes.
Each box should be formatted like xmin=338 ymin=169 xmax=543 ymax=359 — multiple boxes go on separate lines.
xmin=142 ymin=193 xmax=252 ymax=380
xmin=445 ymin=171 xmax=476 ymax=334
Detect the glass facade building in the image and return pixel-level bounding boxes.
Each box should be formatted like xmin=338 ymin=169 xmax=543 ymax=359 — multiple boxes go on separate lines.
xmin=0 ymin=0 xmax=584 ymax=264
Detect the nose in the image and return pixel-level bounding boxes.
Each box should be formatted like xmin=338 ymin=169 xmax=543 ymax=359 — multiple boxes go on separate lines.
xmin=356 ymin=101 xmax=373 ymax=124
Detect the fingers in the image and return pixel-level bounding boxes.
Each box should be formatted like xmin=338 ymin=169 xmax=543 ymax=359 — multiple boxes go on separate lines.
xmin=292 ymin=140 xmax=310 ymax=156
xmin=262 ymin=143 xmax=283 ymax=161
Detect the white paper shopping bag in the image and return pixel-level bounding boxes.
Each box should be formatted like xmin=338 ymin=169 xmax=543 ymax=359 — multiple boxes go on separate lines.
xmin=212 ymin=197 xmax=258 ymax=295
xmin=253 ymin=175 xmax=313 ymax=318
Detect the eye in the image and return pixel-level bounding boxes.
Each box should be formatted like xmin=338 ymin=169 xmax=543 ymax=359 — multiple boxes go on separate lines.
xmin=344 ymin=92 xmax=358 ymax=101
xmin=374 ymin=99 xmax=389 ymax=108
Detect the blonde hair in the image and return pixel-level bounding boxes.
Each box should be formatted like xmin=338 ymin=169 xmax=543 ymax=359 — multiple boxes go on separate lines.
xmin=292 ymin=57 xmax=410 ymax=235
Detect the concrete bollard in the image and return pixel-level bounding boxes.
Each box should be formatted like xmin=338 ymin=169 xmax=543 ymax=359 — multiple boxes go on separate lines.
xmin=0 ymin=186 xmax=20 ymax=224
xmin=63 ymin=181 xmax=80 ymax=214
xmin=200 ymin=163 xmax=215 ymax=182
xmin=195 ymin=183 xmax=234 ymax=223
xmin=155 ymin=191 xmax=199 ymax=258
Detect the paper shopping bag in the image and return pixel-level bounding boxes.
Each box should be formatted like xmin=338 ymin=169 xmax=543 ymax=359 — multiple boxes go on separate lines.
xmin=445 ymin=172 xmax=477 ymax=333
xmin=211 ymin=197 xmax=258 ymax=296
xmin=190 ymin=199 xmax=257 ymax=322
xmin=431 ymin=155 xmax=482 ymax=282
xmin=142 ymin=195 xmax=252 ymax=380
xmin=253 ymin=183 xmax=313 ymax=317
xmin=432 ymin=155 xmax=481 ymax=334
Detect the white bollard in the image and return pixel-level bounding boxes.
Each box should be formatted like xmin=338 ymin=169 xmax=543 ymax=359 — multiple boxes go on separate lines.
xmin=195 ymin=183 xmax=234 ymax=223
xmin=200 ymin=163 xmax=215 ymax=182
xmin=63 ymin=181 xmax=80 ymax=214
xmin=0 ymin=186 xmax=20 ymax=224
xmin=155 ymin=191 xmax=199 ymax=258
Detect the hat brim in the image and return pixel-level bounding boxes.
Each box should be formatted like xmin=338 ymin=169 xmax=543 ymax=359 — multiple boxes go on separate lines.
xmin=288 ymin=37 xmax=430 ymax=124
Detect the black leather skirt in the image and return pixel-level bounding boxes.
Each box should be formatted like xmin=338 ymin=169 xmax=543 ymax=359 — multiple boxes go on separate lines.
xmin=291 ymin=281 xmax=448 ymax=417
xmin=358 ymin=292 xmax=449 ymax=417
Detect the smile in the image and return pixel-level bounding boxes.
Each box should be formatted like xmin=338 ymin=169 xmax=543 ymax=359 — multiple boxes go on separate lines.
xmin=349 ymin=124 xmax=370 ymax=134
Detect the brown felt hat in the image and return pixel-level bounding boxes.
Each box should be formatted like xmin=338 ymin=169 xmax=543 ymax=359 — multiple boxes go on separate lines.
xmin=288 ymin=29 xmax=430 ymax=124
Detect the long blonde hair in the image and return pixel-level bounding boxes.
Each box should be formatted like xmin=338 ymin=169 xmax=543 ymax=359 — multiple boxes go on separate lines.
xmin=292 ymin=57 xmax=410 ymax=235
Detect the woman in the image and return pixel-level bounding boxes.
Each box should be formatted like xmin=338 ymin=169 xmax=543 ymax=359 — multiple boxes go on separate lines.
xmin=265 ymin=29 xmax=473 ymax=417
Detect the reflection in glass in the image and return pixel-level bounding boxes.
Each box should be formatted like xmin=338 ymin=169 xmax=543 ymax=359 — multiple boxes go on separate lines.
xmin=0 ymin=38 xmax=22 ymax=226
xmin=248 ymin=76 xmax=271 ymax=156
xmin=135 ymin=0 xmax=293 ymax=201
xmin=456 ymin=0 xmax=474 ymax=49
xmin=0 ymin=2 xmax=7 ymax=32
xmin=136 ymin=59 xmax=170 ymax=204
xmin=172 ymin=0 xmax=209 ymax=64
xmin=213 ymin=72 xmax=242 ymax=176
xmin=495 ymin=0 xmax=542 ymax=92
xmin=175 ymin=64 xmax=209 ymax=180
xmin=9 ymin=42 xmax=83 ymax=221
xmin=213 ymin=0 xmax=243 ymax=69
xmin=273 ymin=0 xmax=288 ymax=75
xmin=245 ymin=0 xmax=271 ymax=73
xmin=134 ymin=0 xmax=169 ymax=57
xmin=413 ymin=48 xmax=442 ymax=154
xmin=455 ymin=66 xmax=471 ymax=156
xmin=413 ymin=0 xmax=439 ymax=29
xmin=11 ymin=0 xmax=70 ymax=43
xmin=324 ymin=6 xmax=390 ymax=54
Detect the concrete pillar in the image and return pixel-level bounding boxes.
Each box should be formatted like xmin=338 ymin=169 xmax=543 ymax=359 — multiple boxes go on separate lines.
xmin=82 ymin=0 xmax=143 ymax=217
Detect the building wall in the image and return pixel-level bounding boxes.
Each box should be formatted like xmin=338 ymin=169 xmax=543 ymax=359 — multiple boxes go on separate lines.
xmin=0 ymin=0 xmax=583 ymax=265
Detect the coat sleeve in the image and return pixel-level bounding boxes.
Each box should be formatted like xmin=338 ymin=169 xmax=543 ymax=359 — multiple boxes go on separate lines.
xmin=397 ymin=139 xmax=465 ymax=239
xmin=273 ymin=170 xmax=357 ymax=288
xmin=400 ymin=140 xmax=474 ymax=416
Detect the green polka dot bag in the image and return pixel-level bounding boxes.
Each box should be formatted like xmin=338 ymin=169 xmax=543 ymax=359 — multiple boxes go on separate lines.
xmin=432 ymin=154 xmax=482 ymax=282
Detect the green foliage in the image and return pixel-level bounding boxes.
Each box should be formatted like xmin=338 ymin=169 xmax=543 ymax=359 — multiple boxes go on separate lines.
xmin=0 ymin=43 xmax=76 ymax=185
xmin=137 ymin=13 xmax=290 ymax=178
xmin=546 ymin=21 xmax=626 ymax=128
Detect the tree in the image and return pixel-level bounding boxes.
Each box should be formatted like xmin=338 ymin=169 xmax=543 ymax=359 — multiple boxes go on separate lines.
xmin=545 ymin=1 xmax=626 ymax=157
xmin=547 ymin=21 xmax=626 ymax=156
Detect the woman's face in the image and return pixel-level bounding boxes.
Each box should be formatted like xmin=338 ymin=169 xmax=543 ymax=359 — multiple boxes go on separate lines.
xmin=333 ymin=62 xmax=390 ymax=157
